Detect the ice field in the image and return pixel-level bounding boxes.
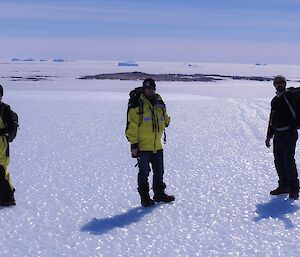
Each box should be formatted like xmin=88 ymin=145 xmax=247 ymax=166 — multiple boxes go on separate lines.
xmin=1 ymin=60 xmax=300 ymax=256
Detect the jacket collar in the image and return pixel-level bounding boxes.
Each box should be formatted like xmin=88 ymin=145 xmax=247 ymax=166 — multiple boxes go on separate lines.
xmin=276 ymin=89 xmax=286 ymax=98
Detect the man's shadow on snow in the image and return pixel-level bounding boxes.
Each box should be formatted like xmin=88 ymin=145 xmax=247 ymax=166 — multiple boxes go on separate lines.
xmin=81 ymin=205 xmax=158 ymax=235
xmin=253 ymin=196 xmax=300 ymax=229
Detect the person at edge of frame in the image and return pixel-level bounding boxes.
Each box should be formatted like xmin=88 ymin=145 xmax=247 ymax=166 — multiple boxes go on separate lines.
xmin=266 ymin=75 xmax=299 ymax=200
xmin=0 ymin=84 xmax=16 ymax=206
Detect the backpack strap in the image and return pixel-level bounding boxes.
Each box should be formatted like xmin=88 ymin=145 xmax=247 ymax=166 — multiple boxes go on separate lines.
xmin=284 ymin=95 xmax=297 ymax=121
xmin=0 ymin=103 xmax=8 ymax=123
xmin=126 ymin=97 xmax=144 ymax=132
xmin=138 ymin=99 xmax=144 ymax=126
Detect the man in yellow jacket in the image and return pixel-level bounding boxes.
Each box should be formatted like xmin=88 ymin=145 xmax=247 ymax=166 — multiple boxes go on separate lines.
xmin=0 ymin=85 xmax=16 ymax=206
xmin=126 ymin=78 xmax=175 ymax=207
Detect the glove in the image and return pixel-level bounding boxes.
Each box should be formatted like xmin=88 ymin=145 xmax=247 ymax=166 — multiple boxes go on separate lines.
xmin=265 ymin=137 xmax=271 ymax=148
xmin=131 ymin=148 xmax=138 ymax=158
xmin=131 ymin=144 xmax=139 ymax=158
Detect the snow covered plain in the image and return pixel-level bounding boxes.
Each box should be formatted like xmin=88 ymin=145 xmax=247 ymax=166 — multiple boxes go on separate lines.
xmin=1 ymin=60 xmax=300 ymax=256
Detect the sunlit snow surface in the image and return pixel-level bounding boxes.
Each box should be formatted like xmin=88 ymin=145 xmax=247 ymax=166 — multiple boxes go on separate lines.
xmin=1 ymin=60 xmax=300 ymax=256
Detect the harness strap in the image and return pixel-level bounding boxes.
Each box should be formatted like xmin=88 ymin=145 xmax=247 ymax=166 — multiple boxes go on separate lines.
xmin=284 ymin=95 xmax=297 ymax=120
xmin=138 ymin=99 xmax=144 ymax=127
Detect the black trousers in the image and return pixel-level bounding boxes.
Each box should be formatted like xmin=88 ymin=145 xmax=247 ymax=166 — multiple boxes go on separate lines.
xmin=0 ymin=165 xmax=13 ymax=201
xmin=273 ymin=130 xmax=299 ymax=191
xmin=137 ymin=150 xmax=164 ymax=189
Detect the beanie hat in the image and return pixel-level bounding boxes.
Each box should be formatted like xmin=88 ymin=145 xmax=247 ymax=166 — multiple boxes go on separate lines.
xmin=273 ymin=75 xmax=286 ymax=86
xmin=143 ymin=78 xmax=156 ymax=89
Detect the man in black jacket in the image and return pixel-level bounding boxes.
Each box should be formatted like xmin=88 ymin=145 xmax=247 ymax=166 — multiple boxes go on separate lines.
xmin=0 ymin=85 xmax=16 ymax=206
xmin=266 ymin=75 xmax=299 ymax=200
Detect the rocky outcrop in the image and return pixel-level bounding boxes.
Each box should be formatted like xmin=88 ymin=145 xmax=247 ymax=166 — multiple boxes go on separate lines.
xmin=78 ymin=71 xmax=273 ymax=82
xmin=2 ymin=75 xmax=57 ymax=81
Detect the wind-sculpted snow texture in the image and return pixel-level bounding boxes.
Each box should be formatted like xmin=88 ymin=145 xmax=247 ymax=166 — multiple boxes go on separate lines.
xmin=1 ymin=61 xmax=300 ymax=256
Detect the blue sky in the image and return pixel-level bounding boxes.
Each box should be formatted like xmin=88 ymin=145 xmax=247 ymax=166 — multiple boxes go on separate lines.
xmin=1 ymin=0 xmax=300 ymax=64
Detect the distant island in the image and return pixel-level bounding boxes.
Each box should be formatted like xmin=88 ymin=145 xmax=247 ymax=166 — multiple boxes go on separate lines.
xmin=11 ymin=58 xmax=67 ymax=62
xmin=79 ymin=71 xmax=273 ymax=82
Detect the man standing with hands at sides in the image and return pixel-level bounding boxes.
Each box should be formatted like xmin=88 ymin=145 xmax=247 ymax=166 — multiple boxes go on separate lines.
xmin=126 ymin=78 xmax=175 ymax=207
xmin=266 ymin=75 xmax=299 ymax=200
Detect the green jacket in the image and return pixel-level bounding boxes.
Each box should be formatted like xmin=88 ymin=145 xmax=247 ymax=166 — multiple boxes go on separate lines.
xmin=126 ymin=93 xmax=170 ymax=152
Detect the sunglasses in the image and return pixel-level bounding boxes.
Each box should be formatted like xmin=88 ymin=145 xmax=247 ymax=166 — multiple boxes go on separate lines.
xmin=275 ymin=81 xmax=285 ymax=85
xmin=144 ymin=86 xmax=156 ymax=90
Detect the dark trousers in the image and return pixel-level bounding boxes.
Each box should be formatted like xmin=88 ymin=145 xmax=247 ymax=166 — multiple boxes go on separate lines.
xmin=0 ymin=165 xmax=13 ymax=201
xmin=273 ymin=130 xmax=299 ymax=191
xmin=137 ymin=150 xmax=164 ymax=189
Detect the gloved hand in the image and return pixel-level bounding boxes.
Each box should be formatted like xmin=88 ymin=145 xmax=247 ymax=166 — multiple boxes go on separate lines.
xmin=131 ymin=148 xmax=138 ymax=158
xmin=265 ymin=137 xmax=271 ymax=148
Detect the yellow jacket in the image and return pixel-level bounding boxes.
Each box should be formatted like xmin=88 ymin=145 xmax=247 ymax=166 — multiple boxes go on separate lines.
xmin=126 ymin=93 xmax=170 ymax=152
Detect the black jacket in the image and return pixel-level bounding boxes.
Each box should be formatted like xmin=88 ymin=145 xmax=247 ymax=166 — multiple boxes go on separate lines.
xmin=267 ymin=91 xmax=297 ymax=138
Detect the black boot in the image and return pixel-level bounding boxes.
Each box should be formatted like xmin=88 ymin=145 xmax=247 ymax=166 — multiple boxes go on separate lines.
xmin=270 ymin=180 xmax=290 ymax=195
xmin=153 ymin=183 xmax=175 ymax=203
xmin=289 ymin=191 xmax=299 ymax=200
xmin=0 ymin=185 xmax=16 ymax=206
xmin=289 ymin=179 xmax=299 ymax=200
xmin=270 ymin=187 xmax=290 ymax=195
xmin=0 ymin=192 xmax=16 ymax=206
xmin=137 ymin=185 xmax=155 ymax=207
